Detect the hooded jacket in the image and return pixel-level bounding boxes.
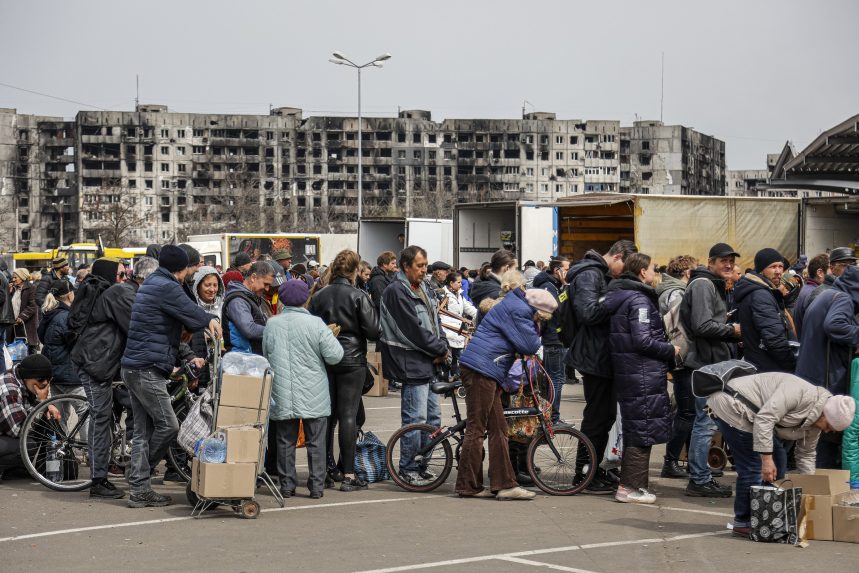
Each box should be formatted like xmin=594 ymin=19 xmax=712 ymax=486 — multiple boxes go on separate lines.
xmin=565 ymin=250 xmax=612 ymax=378
xmin=680 ymin=267 xmax=737 ymax=370
xmin=308 ymin=276 xmax=380 ymax=367
xmin=378 ymin=271 xmax=447 ymax=384
xmin=37 ymin=301 xmax=80 ymax=388
xmin=469 ymin=274 xmax=503 ymax=317
xmin=367 ymin=267 xmax=394 ymax=314
xmin=655 ymin=273 xmax=687 ymax=317
xmin=733 ymin=272 xmax=796 ymax=373
xmin=795 ymin=266 xmax=859 ymax=395
xmin=532 ymin=270 xmax=563 ymax=347
xmin=13 ymin=281 xmax=39 ymax=346
xmin=189 ymin=267 xmax=225 ymax=385
xmin=604 ymin=275 xmax=675 ymax=447
xmin=707 ymin=372 xmax=830 ymax=474
xmin=223 ymin=281 xmax=267 ymax=354
xmin=459 ymin=288 xmax=542 ymax=384
xmin=796 ymin=274 xmax=836 ymax=332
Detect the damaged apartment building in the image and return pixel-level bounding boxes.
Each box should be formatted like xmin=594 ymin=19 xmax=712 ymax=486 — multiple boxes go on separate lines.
xmin=0 ymin=106 xmax=726 ymax=250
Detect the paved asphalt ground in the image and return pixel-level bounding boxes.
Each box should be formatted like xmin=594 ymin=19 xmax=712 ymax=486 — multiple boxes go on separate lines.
xmin=2 ymin=383 xmax=859 ymax=572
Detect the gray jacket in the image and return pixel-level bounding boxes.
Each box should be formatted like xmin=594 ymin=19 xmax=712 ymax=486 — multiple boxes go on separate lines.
xmin=680 ymin=267 xmax=737 ymax=369
xmin=655 ymin=273 xmax=687 ymax=316
xmin=707 ymin=372 xmax=830 ymax=474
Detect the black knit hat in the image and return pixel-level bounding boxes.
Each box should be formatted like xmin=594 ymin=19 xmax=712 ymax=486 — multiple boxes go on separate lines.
xmin=18 ymin=354 xmax=52 ymax=380
xmin=159 ymin=245 xmax=189 ymax=273
xmin=233 ymin=252 xmax=252 ymax=267
xmin=754 ymin=248 xmax=784 ymax=273
xmin=91 ymin=258 xmax=120 ymax=284
xmin=49 ymin=279 xmax=73 ymax=297
xmin=178 ymin=244 xmax=201 ymax=267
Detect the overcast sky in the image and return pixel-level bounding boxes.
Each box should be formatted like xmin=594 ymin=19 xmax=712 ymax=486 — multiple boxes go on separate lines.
xmin=2 ymin=0 xmax=857 ymax=169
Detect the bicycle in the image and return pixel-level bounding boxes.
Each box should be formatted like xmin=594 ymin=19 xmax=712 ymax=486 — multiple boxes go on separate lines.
xmin=18 ymin=374 xmax=193 ymax=492
xmin=385 ymin=374 xmax=598 ymax=496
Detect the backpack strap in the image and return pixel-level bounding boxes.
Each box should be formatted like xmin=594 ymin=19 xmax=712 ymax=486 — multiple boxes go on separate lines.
xmin=724 ymin=383 xmax=761 ymax=414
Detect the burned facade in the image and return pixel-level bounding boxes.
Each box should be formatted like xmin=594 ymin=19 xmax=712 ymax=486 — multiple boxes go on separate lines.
xmin=0 ymin=106 xmax=726 ymax=250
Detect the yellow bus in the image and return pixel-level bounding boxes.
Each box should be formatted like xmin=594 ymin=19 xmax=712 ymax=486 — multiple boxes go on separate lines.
xmin=12 ymin=243 xmax=142 ymax=272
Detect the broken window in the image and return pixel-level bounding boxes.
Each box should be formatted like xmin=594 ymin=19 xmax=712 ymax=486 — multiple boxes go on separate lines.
xmin=176 ymin=146 xmax=185 ymax=155
xmin=177 ymin=179 xmax=186 ymax=189
xmin=127 ymin=162 xmax=137 ymax=172
xmin=413 ymin=133 xmax=421 ymax=144
xmin=178 ymin=164 xmax=187 ymax=172
xmin=177 ymin=195 xmax=187 ymax=206
xmin=398 ymin=150 xmax=406 ymax=159
xmin=193 ymin=129 xmax=205 ymax=137
xmin=555 ymin=152 xmax=563 ymax=160
xmin=193 ymin=146 xmax=205 ymax=154
xmin=641 ymin=141 xmax=650 ymax=150
xmin=129 ymin=179 xmax=137 ymax=188
xmin=413 ymin=150 xmax=421 ymax=160
xmin=161 ymin=211 xmax=170 ymax=222
xmin=161 ymin=129 xmax=169 ymax=138
xmin=177 ymin=130 xmax=186 ymax=138
xmin=162 ymin=180 xmax=170 ymax=189
xmin=161 ymin=163 xmax=169 ymax=172
xmin=145 ymin=196 xmax=153 ymax=206
xmin=428 ymin=134 xmax=437 ymax=144
xmin=145 ymin=179 xmax=153 ymax=189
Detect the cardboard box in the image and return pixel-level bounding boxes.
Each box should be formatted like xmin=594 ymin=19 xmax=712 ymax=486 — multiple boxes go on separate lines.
xmin=833 ymin=496 xmax=859 ymax=543
xmin=365 ymin=352 xmax=388 ymax=397
xmin=191 ymin=458 xmax=256 ymax=499
xmin=219 ymin=373 xmax=272 ymax=411
xmin=220 ymin=426 xmax=263 ymax=464
xmin=216 ymin=405 xmax=264 ymax=427
xmin=784 ymin=469 xmax=850 ymax=541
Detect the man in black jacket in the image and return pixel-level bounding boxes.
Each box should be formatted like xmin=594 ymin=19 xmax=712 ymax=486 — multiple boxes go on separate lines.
xmin=796 ymin=247 xmax=857 ymax=328
xmin=469 ymin=249 xmax=516 ymax=319
xmin=533 ymin=256 xmax=570 ymax=425
xmin=35 ymin=256 xmax=72 ymax=307
xmin=567 ymin=240 xmax=637 ymax=493
xmin=734 ymin=248 xmax=797 ymax=373
xmin=680 ymin=243 xmax=742 ymax=498
xmin=368 ymin=250 xmax=397 ymax=314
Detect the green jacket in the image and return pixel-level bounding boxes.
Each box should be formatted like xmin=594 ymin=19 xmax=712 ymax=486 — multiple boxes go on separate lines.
xmin=262 ymin=307 xmax=343 ymax=420
xmin=842 ymin=359 xmax=859 ymax=481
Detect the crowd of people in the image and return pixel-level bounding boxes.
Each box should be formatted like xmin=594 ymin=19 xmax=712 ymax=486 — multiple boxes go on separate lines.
xmin=0 ymin=236 xmax=858 ymax=541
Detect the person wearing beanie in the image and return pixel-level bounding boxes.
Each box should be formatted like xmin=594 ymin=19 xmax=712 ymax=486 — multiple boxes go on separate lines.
xmin=0 ymin=354 xmax=53 ymax=478
xmin=228 ymin=252 xmax=253 ymax=275
xmin=733 ymin=248 xmax=797 ymax=374
xmin=178 ymin=244 xmax=203 ymax=301
xmin=35 ymin=255 xmax=72 ymax=307
xmin=263 ymin=278 xmax=343 ymax=499
xmin=10 ymin=267 xmax=38 ymax=354
xmin=706 ymin=372 xmax=850 ymax=538
xmin=121 ymin=244 xmax=222 ymax=508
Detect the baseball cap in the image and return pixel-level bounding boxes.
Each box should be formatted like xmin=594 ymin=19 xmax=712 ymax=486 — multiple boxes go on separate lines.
xmin=708 ymin=243 xmax=740 ymax=259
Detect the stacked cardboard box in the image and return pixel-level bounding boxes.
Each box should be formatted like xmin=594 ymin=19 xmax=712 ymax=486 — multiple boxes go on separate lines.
xmin=215 ymin=373 xmax=272 ymax=426
xmin=785 ymin=469 xmax=850 ymax=541
xmin=365 ymin=352 xmax=388 ymax=397
xmin=191 ymin=458 xmax=256 ymax=499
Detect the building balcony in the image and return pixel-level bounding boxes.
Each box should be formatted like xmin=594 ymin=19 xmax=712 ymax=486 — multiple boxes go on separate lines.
xmin=80 ymin=169 xmax=122 ymax=178
xmin=80 ymin=135 xmax=121 ymax=144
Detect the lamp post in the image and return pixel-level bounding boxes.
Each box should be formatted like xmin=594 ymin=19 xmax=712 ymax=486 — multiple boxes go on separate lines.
xmin=329 ymin=51 xmax=391 ymax=223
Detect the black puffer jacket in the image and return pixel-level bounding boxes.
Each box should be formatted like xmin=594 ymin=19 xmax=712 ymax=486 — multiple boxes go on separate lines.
xmin=71 ymin=281 xmax=138 ymax=382
xmin=680 ymin=267 xmax=738 ymax=369
xmin=37 ymin=302 xmax=80 ymax=388
xmin=308 ymin=277 xmax=380 ymax=367
xmin=604 ymin=276 xmax=675 ymax=447
xmin=565 ymin=250 xmax=612 ymax=378
xmin=532 ymin=270 xmax=562 ymax=346
xmin=368 ymin=267 xmax=394 ymax=313
xmin=734 ymin=272 xmax=797 ymax=373
xmin=35 ymin=269 xmax=64 ymax=308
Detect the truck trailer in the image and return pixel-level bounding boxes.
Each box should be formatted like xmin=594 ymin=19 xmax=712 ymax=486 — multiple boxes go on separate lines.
xmin=358 ymin=217 xmax=452 ymax=264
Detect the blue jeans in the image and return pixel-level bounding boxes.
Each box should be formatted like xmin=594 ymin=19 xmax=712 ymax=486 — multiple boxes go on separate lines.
xmin=714 ymin=420 xmax=761 ymax=528
xmin=689 ymin=396 xmax=717 ymax=484
xmin=399 ymin=382 xmax=441 ymax=475
xmin=543 ymin=345 xmax=566 ymax=424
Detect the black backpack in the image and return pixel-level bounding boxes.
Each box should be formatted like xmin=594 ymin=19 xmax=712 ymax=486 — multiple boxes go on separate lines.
xmin=556 ymin=283 xmax=577 ymax=347
xmin=64 ymin=274 xmax=113 ymax=348
xmin=691 ymin=359 xmax=759 ymax=411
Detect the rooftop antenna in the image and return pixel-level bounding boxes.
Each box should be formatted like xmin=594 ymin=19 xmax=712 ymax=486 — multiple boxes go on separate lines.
xmin=660 ymin=52 xmax=665 ymax=122
xmin=135 ymin=74 xmax=139 ymax=110
xmin=522 ymin=100 xmax=534 ymax=119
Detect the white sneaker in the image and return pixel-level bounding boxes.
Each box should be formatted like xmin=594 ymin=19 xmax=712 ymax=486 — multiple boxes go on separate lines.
xmin=496 ymin=486 xmax=537 ymax=501
xmin=615 ymin=485 xmax=656 ymax=504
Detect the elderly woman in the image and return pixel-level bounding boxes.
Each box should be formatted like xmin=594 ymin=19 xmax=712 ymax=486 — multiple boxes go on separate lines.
xmin=37 ymin=280 xmax=79 ymax=394
xmin=10 ymin=268 xmax=38 ymax=354
xmin=189 ymin=266 xmax=225 ymax=390
xmin=263 ymin=279 xmax=343 ymax=500
xmin=455 ymin=271 xmax=556 ymax=501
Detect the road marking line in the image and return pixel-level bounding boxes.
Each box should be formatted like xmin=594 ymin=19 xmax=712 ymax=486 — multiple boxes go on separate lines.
xmin=353 ymin=530 xmax=731 ymax=573
xmin=0 ymin=497 xmax=422 ymax=544
xmin=638 ymin=504 xmax=733 ymax=518
xmin=497 ymin=556 xmax=597 ymax=572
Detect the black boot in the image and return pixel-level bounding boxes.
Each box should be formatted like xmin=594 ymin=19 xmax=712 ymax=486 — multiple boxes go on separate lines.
xmin=660 ymin=460 xmax=689 ymax=479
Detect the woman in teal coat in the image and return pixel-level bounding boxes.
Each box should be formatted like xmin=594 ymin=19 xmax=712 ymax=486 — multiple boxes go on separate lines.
xmin=263 ymin=279 xmax=343 ymax=499
xmin=842 ymin=359 xmax=859 ymax=481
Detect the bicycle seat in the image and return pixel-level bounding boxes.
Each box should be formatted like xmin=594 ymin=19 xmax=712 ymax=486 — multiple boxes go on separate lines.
xmin=430 ymin=380 xmax=462 ymax=395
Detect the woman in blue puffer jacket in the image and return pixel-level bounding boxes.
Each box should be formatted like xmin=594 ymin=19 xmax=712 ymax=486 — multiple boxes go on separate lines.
xmin=604 ymin=253 xmax=679 ymax=505
xmin=455 ymin=271 xmax=555 ymax=500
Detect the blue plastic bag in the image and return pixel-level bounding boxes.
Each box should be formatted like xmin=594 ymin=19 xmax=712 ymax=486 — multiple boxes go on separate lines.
xmin=7 ymin=340 xmax=28 ymax=362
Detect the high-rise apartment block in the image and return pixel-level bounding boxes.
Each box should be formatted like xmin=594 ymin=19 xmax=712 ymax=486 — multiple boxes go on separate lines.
xmin=0 ymin=106 xmax=726 ymax=250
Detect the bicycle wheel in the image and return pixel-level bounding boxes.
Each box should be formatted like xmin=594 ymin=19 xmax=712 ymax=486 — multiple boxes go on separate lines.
xmin=20 ymin=394 xmax=94 ymax=492
xmin=165 ymin=396 xmax=191 ymax=482
xmin=386 ymin=423 xmax=453 ymax=493
xmin=527 ymin=427 xmax=596 ymax=496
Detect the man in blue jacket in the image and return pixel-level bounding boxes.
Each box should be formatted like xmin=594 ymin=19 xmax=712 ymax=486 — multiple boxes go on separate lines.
xmin=378 ymin=245 xmax=448 ymax=486
xmin=796 ymin=264 xmax=859 ymax=468
xmin=121 ymin=245 xmax=222 ymax=508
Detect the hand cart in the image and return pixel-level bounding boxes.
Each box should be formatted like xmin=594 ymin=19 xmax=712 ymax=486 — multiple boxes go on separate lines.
xmin=186 ymin=333 xmax=285 ymax=519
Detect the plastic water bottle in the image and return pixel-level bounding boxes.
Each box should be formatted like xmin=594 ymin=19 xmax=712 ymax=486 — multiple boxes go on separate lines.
xmin=197 ymin=433 xmax=227 ymax=463
xmin=840 ymin=482 xmax=859 ymax=507
xmin=46 ymin=434 xmax=62 ymax=482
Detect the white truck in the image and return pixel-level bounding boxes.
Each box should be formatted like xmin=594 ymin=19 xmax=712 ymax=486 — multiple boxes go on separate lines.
xmin=454 ymin=194 xmax=803 ymax=270
xmin=186 ymin=233 xmax=323 ymax=269
xmin=800 ymin=196 xmax=859 ymax=257
xmin=358 ymin=217 xmax=453 ymax=264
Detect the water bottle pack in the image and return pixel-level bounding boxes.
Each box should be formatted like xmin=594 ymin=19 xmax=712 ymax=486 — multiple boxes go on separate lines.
xmin=46 ymin=433 xmax=62 ymax=483
xmin=195 ymin=431 xmax=227 ymax=463
xmin=222 ymin=352 xmax=270 ymax=378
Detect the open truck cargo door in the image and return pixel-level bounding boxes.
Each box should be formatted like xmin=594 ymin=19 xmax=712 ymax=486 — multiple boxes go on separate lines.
xmin=406 ymin=219 xmax=453 ymax=264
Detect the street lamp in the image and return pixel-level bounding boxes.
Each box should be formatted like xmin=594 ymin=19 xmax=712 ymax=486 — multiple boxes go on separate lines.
xmin=329 ymin=51 xmax=391 ymax=222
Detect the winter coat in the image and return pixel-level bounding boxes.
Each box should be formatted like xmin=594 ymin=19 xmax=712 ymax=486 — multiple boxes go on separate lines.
xmin=604 ymin=276 xmax=675 ymax=447
xmin=733 ymin=272 xmax=796 ymax=373
xmin=460 ymin=276 xmax=471 ymax=303
xmin=795 ymin=266 xmax=859 ymax=395
xmin=368 ymin=267 xmax=394 ymax=314
xmin=459 ymin=288 xmax=543 ymax=384
xmin=439 ymin=286 xmax=477 ymax=349
xmin=71 ymin=281 xmax=138 ymax=382
xmin=223 ymin=281 xmax=267 ymax=354
xmin=14 ymin=282 xmax=39 ymax=346
xmin=469 ymin=275 xmax=502 ymax=319
xmin=0 ymin=271 xmax=14 ymax=326
xmin=707 ymin=372 xmax=830 ymax=474
xmin=37 ymin=302 xmax=80 ymax=388
xmin=565 ymin=250 xmax=612 ymax=378
xmin=532 ymin=271 xmax=563 ymax=347
xmin=378 ymin=271 xmax=448 ymax=384
xmin=793 ymin=279 xmax=821 ymax=335
xmin=121 ymin=267 xmax=212 ymax=376
xmin=308 ymin=276 xmax=380 ymax=367
xmin=262 ymin=306 xmax=343 ymax=420
xmin=680 ymin=267 xmax=737 ymax=370
xmin=189 ymin=267 xmax=225 ymax=386
xmin=35 ymin=269 xmax=67 ymax=308
xmin=842 ymin=360 xmax=859 ymax=481
xmin=655 ymin=273 xmax=687 ymax=317
xmin=523 ymin=266 xmax=540 ymax=289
